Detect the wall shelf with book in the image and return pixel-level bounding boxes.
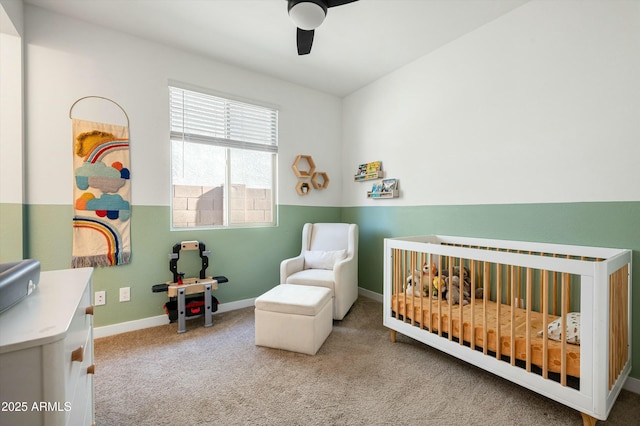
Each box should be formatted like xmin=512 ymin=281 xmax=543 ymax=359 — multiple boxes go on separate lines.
xmin=367 ymin=178 xmax=399 ymax=199
xmin=367 ymin=190 xmax=399 ymax=199
xmin=354 ymin=161 xmax=384 ymax=182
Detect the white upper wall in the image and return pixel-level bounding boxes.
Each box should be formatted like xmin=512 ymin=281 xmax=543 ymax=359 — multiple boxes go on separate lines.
xmin=342 ymin=0 xmax=640 ymax=207
xmin=0 ymin=0 xmax=23 ymax=205
xmin=24 ymin=4 xmax=343 ymax=207
xmin=0 ymin=33 xmax=22 ymax=204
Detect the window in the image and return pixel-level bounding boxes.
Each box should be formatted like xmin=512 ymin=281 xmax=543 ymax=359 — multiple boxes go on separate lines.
xmin=169 ymin=85 xmax=278 ymax=229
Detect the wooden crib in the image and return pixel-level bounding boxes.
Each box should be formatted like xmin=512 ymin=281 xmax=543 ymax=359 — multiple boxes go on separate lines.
xmin=383 ymin=235 xmax=632 ymax=425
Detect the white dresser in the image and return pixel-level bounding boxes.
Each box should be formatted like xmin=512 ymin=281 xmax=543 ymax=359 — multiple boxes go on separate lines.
xmin=0 ymin=267 xmax=94 ymax=426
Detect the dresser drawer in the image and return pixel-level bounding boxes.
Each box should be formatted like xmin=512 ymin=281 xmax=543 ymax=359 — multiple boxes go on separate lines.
xmin=68 ymin=336 xmax=94 ymax=426
xmin=64 ymin=283 xmax=93 ymax=402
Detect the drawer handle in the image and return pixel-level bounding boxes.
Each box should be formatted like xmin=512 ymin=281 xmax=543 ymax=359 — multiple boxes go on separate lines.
xmin=87 ymin=364 xmax=95 ymax=375
xmin=86 ymin=305 xmax=94 ymax=315
xmin=71 ymin=346 xmax=84 ymax=363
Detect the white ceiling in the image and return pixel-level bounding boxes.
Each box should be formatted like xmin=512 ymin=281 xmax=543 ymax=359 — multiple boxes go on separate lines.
xmin=24 ymin=0 xmax=529 ymax=97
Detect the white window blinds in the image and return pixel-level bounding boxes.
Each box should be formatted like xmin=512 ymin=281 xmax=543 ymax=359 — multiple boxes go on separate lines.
xmin=169 ymin=86 xmax=278 ymax=153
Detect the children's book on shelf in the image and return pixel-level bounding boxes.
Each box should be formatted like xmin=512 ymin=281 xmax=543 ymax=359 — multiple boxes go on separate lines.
xmin=382 ymin=179 xmax=397 ymax=192
xmin=356 ymin=161 xmax=381 ymax=176
xmin=371 ymin=182 xmax=383 ymax=192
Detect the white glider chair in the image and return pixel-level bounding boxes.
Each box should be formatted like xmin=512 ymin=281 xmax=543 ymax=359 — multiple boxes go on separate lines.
xmin=280 ymin=223 xmax=359 ymax=320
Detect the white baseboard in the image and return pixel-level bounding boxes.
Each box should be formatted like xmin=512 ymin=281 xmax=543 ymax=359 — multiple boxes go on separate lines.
xmin=624 ymin=376 xmax=640 ymax=394
xmin=94 ymin=298 xmax=256 ymax=339
xmin=358 ymin=286 xmax=382 ymax=302
xmin=94 ymin=314 xmax=169 ymax=339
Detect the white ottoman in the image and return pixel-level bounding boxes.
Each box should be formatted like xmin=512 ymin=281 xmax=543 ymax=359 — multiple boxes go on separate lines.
xmin=255 ymin=284 xmax=332 ymax=355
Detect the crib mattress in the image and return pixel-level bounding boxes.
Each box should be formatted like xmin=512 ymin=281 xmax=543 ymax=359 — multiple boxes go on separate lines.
xmin=391 ymin=295 xmax=580 ymax=378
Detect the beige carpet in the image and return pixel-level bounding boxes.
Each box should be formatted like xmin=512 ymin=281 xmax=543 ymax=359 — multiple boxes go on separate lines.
xmin=94 ymin=297 xmax=639 ymax=425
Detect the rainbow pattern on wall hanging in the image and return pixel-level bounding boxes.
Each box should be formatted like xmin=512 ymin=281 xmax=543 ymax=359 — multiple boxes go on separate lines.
xmin=71 ymin=118 xmax=131 ymax=267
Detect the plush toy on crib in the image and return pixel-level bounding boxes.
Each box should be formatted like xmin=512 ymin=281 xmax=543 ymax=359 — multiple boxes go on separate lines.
xmin=405 ymin=263 xmax=438 ymax=297
xmin=439 ymin=265 xmax=483 ymax=305
xmin=405 ymin=272 xmax=422 ymax=297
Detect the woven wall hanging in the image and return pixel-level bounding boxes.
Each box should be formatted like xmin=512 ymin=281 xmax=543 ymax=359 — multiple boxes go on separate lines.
xmin=69 ymin=96 xmax=131 ymax=267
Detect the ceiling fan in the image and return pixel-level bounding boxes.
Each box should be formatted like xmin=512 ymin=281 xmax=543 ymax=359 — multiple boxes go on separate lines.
xmin=287 ymin=0 xmax=359 ymax=55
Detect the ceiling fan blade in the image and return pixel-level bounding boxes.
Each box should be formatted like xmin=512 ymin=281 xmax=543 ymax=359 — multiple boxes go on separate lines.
xmin=297 ymin=28 xmax=314 ymax=55
xmin=326 ymin=0 xmax=358 ymax=7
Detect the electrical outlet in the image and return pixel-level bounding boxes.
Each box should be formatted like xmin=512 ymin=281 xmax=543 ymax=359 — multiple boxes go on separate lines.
xmin=119 ymin=287 xmax=131 ymax=302
xmin=95 ymin=291 xmax=106 ymax=306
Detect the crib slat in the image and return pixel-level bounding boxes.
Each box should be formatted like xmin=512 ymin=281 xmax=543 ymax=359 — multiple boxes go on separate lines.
xmin=609 ymin=271 xmax=615 ymax=389
xmin=542 ymin=270 xmax=549 ymax=379
xmin=409 ymin=251 xmax=418 ymax=325
xmin=438 ymin=254 xmax=443 ymax=337
xmin=447 ymin=256 xmax=453 ymax=341
xmin=458 ymin=257 xmax=464 ymax=346
xmin=565 ymin=255 xmax=572 ymax=311
xmin=506 ymin=250 xmax=512 ymax=303
xmin=616 ymin=266 xmax=625 ymax=388
xmin=427 ymin=254 xmax=432 ymax=333
xmin=402 ymin=250 xmax=408 ymax=324
xmin=393 ymin=249 xmax=400 ymax=320
xmin=420 ymin=252 xmax=426 ymax=329
xmin=510 ymin=265 xmax=516 ymax=366
xmin=553 ymin=254 xmax=558 ymax=315
xmin=417 ymin=253 xmax=427 ymax=328
xmin=526 ymin=267 xmax=532 ymax=373
xmin=483 ymin=261 xmax=489 ymax=356
xmin=517 ymin=252 xmax=522 ymax=308
xmin=561 ymin=272 xmax=569 ymax=386
xmin=470 ymin=259 xmax=477 ymax=351
xmin=622 ymin=266 xmax=629 ymax=381
xmin=496 ymin=263 xmax=502 ymax=360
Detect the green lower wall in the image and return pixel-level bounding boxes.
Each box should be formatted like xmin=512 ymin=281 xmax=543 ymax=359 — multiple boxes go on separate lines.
xmin=7 ymin=201 xmax=640 ymax=379
xmin=341 ymin=201 xmax=640 ymax=380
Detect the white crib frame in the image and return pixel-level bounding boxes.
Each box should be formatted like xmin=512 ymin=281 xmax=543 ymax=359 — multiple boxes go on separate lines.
xmin=383 ymin=235 xmax=632 ymax=424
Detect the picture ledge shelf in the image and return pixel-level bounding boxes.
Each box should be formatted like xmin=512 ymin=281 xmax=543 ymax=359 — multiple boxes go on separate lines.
xmin=367 ymin=190 xmax=398 ymax=199
xmin=354 ymin=171 xmax=384 ymax=181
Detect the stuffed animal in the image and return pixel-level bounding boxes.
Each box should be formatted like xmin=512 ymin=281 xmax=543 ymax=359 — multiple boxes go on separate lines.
xmin=441 ymin=265 xmax=470 ymax=280
xmin=439 ymin=265 xmax=483 ymax=305
xmin=405 ymin=269 xmax=426 ymax=297
xmin=405 ymin=274 xmax=422 ymax=297
xmin=419 ymin=262 xmax=439 ymax=297
xmin=405 ymin=264 xmax=437 ymax=297
xmin=432 ymin=276 xmax=446 ymax=297
xmin=441 ymin=275 xmax=471 ymax=305
xmin=423 ymin=262 xmax=437 ymax=277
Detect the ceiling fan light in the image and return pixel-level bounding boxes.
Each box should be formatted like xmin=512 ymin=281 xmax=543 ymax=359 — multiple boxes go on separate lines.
xmin=289 ymin=1 xmax=327 ymax=30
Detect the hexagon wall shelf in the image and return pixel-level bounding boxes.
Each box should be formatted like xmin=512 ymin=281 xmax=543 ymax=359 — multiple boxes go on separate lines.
xmin=292 ymin=155 xmax=316 ymax=178
xmin=311 ymin=172 xmax=330 ymax=189
xmin=295 ymin=181 xmax=312 ymax=196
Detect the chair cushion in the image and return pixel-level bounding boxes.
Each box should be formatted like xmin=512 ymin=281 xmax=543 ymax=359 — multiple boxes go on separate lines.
xmin=303 ymin=249 xmax=346 ymax=270
xmin=285 ymin=269 xmax=335 ymax=292
xmin=255 ymin=284 xmax=332 ymax=316
xmin=309 ymin=223 xmax=350 ymax=251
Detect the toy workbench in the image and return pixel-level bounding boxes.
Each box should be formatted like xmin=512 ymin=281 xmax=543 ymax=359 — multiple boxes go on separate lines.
xmin=152 ymin=241 xmax=228 ymax=334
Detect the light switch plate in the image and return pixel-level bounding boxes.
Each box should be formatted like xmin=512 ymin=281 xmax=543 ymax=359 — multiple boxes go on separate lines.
xmin=119 ymin=287 xmax=130 ymax=302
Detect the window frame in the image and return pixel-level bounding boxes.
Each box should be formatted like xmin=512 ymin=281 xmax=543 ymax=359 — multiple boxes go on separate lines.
xmin=169 ymin=82 xmax=278 ymax=230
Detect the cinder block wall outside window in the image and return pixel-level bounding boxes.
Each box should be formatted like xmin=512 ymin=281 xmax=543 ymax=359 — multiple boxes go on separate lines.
xmin=172 ymin=185 xmax=272 ymax=228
